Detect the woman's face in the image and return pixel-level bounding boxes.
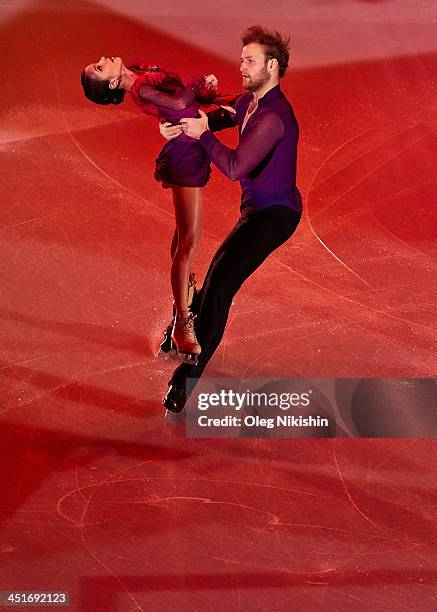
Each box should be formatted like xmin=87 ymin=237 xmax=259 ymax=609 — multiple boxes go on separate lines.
xmin=84 ymin=56 xmax=123 ymax=84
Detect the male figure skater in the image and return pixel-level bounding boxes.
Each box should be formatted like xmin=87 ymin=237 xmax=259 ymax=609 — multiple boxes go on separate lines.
xmin=161 ymin=25 xmax=302 ymax=412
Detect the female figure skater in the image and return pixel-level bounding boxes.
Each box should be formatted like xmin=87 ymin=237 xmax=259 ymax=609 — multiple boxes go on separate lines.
xmin=81 ymin=56 xmax=219 ymax=363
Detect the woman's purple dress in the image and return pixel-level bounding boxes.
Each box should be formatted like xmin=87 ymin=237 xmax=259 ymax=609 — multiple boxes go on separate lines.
xmin=129 ymin=72 xmax=213 ymax=188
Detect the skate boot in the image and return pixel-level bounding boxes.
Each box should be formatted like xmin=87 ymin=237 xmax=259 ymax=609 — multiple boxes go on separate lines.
xmin=157 ymin=273 xmax=198 ymax=358
xmin=170 ymin=311 xmax=201 ymax=364
xmin=157 ymin=302 xmax=176 ymax=358
xmin=163 ymin=379 xmax=187 ymax=413
xmin=187 ymin=272 xmax=198 ymax=311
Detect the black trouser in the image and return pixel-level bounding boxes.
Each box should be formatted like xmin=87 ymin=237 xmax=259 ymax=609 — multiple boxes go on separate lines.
xmin=171 ymin=204 xmax=302 ymax=391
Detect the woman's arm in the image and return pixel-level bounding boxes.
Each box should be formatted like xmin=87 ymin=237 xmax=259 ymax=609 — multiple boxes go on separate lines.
xmin=137 ymin=79 xmax=201 ymax=110
xmin=138 ymin=74 xmax=217 ymax=110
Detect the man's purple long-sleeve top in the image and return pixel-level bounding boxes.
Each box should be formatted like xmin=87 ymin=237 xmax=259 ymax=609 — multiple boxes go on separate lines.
xmin=201 ymin=84 xmax=302 ymax=217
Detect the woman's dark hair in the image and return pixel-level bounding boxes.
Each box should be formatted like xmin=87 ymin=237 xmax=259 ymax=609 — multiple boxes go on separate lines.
xmin=80 ymin=63 xmax=186 ymax=106
xmin=80 ymin=69 xmax=125 ymax=105
xmin=242 ymin=25 xmax=290 ymax=78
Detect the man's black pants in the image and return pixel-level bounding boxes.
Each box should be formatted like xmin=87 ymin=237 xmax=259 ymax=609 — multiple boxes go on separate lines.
xmin=171 ymin=204 xmax=302 ymax=390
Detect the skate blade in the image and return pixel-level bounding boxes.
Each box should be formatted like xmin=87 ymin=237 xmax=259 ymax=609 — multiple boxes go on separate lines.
xmin=168 ymin=348 xmax=200 ymax=366
xmin=155 ymin=347 xmax=171 ymax=360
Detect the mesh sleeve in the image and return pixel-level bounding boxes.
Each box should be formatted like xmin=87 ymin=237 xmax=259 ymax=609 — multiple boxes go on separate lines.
xmin=206 ymin=94 xmax=242 ymax=132
xmin=207 ymin=107 xmax=238 ymax=132
xmin=199 ymin=112 xmax=285 ymax=181
xmin=137 ymin=76 xmax=204 ymax=110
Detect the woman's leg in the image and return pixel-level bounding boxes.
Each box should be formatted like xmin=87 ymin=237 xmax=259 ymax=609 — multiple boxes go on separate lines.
xmin=170 ymin=227 xmax=178 ymax=260
xmin=170 ymin=186 xmax=203 ymax=316
xmin=166 ymin=207 xmax=301 ymax=410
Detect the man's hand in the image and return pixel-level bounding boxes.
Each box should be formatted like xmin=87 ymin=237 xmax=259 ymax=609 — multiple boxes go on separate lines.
xmin=180 ymin=109 xmax=209 ymax=140
xmin=159 ymin=121 xmax=183 ymax=141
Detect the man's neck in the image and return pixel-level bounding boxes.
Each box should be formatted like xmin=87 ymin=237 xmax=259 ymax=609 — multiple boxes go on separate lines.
xmin=252 ymin=79 xmax=279 ymax=103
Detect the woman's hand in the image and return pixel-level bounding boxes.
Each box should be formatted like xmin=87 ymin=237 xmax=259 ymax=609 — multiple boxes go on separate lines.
xmin=159 ymin=121 xmax=183 ymax=141
xmin=219 ymin=105 xmax=236 ymax=114
xmin=204 ymin=73 xmax=218 ymax=89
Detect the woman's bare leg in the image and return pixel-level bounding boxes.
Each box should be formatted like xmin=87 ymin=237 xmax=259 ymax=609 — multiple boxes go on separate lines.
xmin=170 ymin=186 xmax=203 ymax=316
xmin=170 ymin=227 xmax=178 ymax=260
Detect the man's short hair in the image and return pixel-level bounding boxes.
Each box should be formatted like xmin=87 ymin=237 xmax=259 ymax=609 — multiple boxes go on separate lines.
xmin=242 ymin=25 xmax=290 ymax=78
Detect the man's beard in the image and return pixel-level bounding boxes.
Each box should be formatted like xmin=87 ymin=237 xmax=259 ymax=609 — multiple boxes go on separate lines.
xmin=243 ymin=66 xmax=270 ymax=92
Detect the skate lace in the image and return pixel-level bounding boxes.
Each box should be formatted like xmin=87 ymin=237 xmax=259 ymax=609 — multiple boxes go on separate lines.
xmin=176 ymin=313 xmax=197 ymax=340
xmin=187 ymin=273 xmax=197 ymax=306
xmin=189 ymin=275 xmax=197 ymax=291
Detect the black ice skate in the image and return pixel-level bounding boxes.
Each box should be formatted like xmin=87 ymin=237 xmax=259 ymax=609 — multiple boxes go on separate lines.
xmin=163 ymin=379 xmax=187 ymax=413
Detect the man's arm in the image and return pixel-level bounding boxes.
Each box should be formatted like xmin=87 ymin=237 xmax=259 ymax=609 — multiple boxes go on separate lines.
xmin=158 ymin=103 xmax=238 ymax=141
xmin=207 ymin=106 xmax=238 ymax=133
xmin=206 ymin=94 xmax=242 ymax=132
xmin=199 ymin=112 xmax=284 ymax=181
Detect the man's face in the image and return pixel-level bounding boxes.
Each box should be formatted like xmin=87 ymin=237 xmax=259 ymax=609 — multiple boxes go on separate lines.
xmin=240 ymin=43 xmax=270 ymax=92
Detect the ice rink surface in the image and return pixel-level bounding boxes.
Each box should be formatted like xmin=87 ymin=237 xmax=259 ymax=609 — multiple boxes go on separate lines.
xmin=1 ymin=1 xmax=437 ymax=609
